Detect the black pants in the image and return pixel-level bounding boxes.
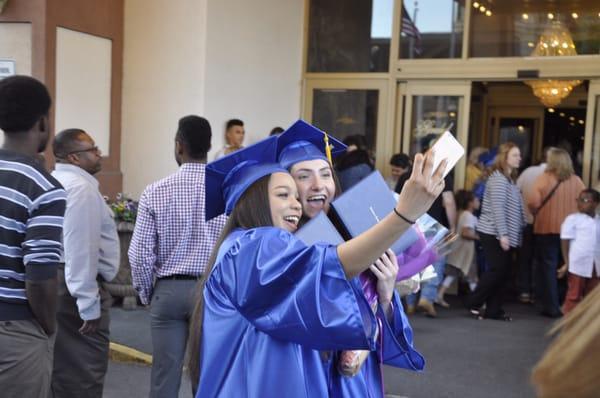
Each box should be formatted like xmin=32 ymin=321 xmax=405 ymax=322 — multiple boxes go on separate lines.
xmin=51 ymin=268 xmax=110 ymax=398
xmin=517 ymin=224 xmax=535 ymax=296
xmin=467 ymin=233 xmax=513 ymax=318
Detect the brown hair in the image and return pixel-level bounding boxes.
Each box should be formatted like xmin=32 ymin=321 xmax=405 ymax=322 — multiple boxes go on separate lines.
xmin=491 ymin=142 xmax=519 ymax=181
xmin=545 ymin=147 xmax=574 ymax=182
xmin=455 ymin=189 xmax=475 ymax=211
xmin=531 ymin=286 xmax=600 ymax=398
xmin=186 ymin=175 xmax=273 ymax=388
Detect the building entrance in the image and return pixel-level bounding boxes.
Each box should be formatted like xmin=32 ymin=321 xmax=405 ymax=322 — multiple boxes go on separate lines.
xmin=395 ymin=79 xmax=597 ymax=189
xmin=469 ymin=81 xmax=588 ymax=174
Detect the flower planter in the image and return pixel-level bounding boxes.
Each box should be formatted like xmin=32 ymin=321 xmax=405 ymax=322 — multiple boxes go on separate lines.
xmin=102 ymin=221 xmax=138 ymax=309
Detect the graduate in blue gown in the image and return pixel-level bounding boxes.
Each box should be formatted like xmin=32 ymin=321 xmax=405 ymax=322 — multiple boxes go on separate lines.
xmin=276 ymin=121 xmax=424 ymax=397
xmin=188 ymin=134 xmax=446 ymax=398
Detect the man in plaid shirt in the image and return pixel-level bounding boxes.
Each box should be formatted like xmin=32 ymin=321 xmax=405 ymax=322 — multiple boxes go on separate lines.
xmin=129 ymin=115 xmax=226 ymax=398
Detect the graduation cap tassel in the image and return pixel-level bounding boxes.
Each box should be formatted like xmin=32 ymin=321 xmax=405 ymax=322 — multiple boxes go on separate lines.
xmin=324 ymin=132 xmax=333 ymax=165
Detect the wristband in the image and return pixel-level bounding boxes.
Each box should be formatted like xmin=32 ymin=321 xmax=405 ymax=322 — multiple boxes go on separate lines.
xmin=393 ymin=208 xmax=416 ymax=224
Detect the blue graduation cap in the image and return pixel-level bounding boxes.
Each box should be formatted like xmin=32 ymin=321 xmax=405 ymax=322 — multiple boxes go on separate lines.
xmin=276 ymin=120 xmax=347 ymax=169
xmin=205 ymin=136 xmax=286 ymax=220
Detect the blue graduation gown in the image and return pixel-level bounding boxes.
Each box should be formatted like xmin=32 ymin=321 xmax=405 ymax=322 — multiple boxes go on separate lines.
xmin=196 ymin=227 xmax=378 ymax=398
xmin=329 ymin=286 xmax=425 ymax=398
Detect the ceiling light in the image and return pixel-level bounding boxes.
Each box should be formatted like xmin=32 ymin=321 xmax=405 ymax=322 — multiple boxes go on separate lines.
xmin=480 ymin=6 xmax=486 ymax=12
xmin=559 ymin=112 xmax=566 ymax=117
xmin=548 ymin=13 xmax=554 ymax=20
xmin=473 ymin=2 xmax=480 ymax=8
xmin=522 ymin=13 xmax=529 ymax=20
xmin=525 ymin=21 xmax=582 ymax=107
xmin=572 ymin=13 xmax=578 ymax=19
xmin=569 ymin=116 xmax=575 ymax=121
xmin=548 ymin=108 xmax=555 ymax=113
xmin=486 ymin=10 xmax=492 ymax=17
xmin=578 ymin=120 xmax=584 ymax=125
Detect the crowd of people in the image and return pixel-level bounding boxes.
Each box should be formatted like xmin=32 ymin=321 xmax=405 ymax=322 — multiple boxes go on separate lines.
xmin=1 ymin=74 xmax=598 ymax=398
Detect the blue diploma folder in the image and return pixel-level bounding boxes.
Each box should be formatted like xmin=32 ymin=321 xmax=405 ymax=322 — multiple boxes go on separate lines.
xmin=295 ymin=211 xmax=344 ymax=246
xmin=330 ymin=171 xmax=421 ymax=254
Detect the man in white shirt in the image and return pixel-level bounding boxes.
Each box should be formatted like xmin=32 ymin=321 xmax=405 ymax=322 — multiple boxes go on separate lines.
xmin=50 ymin=129 xmax=119 ymax=398
xmin=515 ymin=148 xmax=550 ymax=303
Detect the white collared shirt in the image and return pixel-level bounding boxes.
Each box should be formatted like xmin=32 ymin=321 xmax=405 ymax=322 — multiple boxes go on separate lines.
xmin=52 ymin=163 xmax=119 ymax=320
xmin=560 ymin=212 xmax=600 ymax=278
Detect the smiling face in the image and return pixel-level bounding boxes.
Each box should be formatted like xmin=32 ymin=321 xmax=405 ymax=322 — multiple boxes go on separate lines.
xmin=268 ymin=172 xmax=303 ymax=232
xmin=290 ymin=159 xmax=336 ymax=219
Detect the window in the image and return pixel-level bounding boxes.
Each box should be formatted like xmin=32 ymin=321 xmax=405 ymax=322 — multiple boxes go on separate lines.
xmin=307 ymin=0 xmax=393 ymax=72
xmin=399 ymin=0 xmax=464 ymax=59
xmin=469 ymin=0 xmax=600 ymax=57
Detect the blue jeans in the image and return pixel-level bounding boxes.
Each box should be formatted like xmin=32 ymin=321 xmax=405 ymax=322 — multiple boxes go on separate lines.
xmin=405 ymin=256 xmax=446 ymax=305
xmin=534 ymin=234 xmax=562 ymax=316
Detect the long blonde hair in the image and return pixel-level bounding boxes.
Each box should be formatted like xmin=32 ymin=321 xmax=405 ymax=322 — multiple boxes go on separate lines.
xmin=491 ymin=142 xmax=519 ymax=181
xmin=531 ymin=286 xmax=600 ymax=398
xmin=545 ymin=147 xmax=574 ymax=182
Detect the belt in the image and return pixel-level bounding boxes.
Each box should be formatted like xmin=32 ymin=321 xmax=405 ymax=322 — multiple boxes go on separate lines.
xmin=158 ymin=274 xmax=202 ymax=281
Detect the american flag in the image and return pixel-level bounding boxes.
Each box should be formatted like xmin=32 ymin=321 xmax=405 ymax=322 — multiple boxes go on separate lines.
xmin=401 ymin=4 xmax=422 ymax=55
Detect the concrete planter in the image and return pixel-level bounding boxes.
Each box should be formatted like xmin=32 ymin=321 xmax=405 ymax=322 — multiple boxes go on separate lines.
xmin=103 ymin=221 xmax=138 ymax=309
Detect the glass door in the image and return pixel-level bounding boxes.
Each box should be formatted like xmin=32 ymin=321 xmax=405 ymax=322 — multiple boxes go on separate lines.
xmin=487 ymin=108 xmax=545 ymax=171
xmin=399 ymin=81 xmax=471 ymax=189
xmin=583 ymin=80 xmax=600 ymax=188
xmin=303 ymin=78 xmax=390 ymax=171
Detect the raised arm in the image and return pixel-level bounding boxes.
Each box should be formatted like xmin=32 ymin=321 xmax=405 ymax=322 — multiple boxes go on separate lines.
xmin=337 ymin=152 xmax=447 ymax=278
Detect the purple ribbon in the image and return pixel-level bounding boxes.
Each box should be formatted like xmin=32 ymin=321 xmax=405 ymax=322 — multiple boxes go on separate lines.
xmin=359 ymin=228 xmax=440 ymax=308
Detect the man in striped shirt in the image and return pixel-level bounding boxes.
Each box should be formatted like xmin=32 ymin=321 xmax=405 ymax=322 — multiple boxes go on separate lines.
xmin=0 ymin=76 xmax=66 ymax=397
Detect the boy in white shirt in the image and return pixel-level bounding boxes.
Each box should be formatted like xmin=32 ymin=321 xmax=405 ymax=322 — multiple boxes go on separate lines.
xmin=558 ymin=189 xmax=600 ymax=314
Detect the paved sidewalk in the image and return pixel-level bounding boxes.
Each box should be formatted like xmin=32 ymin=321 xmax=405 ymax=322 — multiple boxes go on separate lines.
xmin=110 ymin=306 xmax=153 ymax=355
xmin=107 ymin=297 xmax=553 ymax=397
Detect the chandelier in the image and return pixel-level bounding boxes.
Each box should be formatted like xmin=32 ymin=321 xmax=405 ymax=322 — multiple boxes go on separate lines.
xmin=524 ymin=20 xmax=582 ymax=108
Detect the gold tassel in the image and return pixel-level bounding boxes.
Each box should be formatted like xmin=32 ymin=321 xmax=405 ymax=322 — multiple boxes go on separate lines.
xmin=324 ymin=132 xmax=333 ymax=165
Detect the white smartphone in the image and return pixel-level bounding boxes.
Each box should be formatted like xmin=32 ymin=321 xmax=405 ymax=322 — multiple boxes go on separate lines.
xmin=429 ymin=131 xmax=465 ymax=178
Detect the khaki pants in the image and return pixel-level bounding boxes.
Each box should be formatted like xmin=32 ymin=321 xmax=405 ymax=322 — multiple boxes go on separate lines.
xmin=0 ymin=318 xmax=55 ymax=398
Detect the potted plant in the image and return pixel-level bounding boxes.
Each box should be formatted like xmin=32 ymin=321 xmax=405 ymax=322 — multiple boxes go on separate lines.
xmin=103 ymin=193 xmax=139 ymax=309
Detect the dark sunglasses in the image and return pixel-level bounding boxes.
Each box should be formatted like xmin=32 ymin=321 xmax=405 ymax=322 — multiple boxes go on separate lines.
xmin=68 ymin=146 xmax=99 ymax=155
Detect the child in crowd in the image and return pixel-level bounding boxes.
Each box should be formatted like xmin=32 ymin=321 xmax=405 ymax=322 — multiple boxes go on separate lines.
xmin=558 ymin=188 xmax=600 ymax=314
xmin=437 ymin=190 xmax=480 ymax=307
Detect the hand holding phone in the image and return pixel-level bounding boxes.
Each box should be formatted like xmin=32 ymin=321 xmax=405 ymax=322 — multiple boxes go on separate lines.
xmin=430 ymin=131 xmax=465 ymax=178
